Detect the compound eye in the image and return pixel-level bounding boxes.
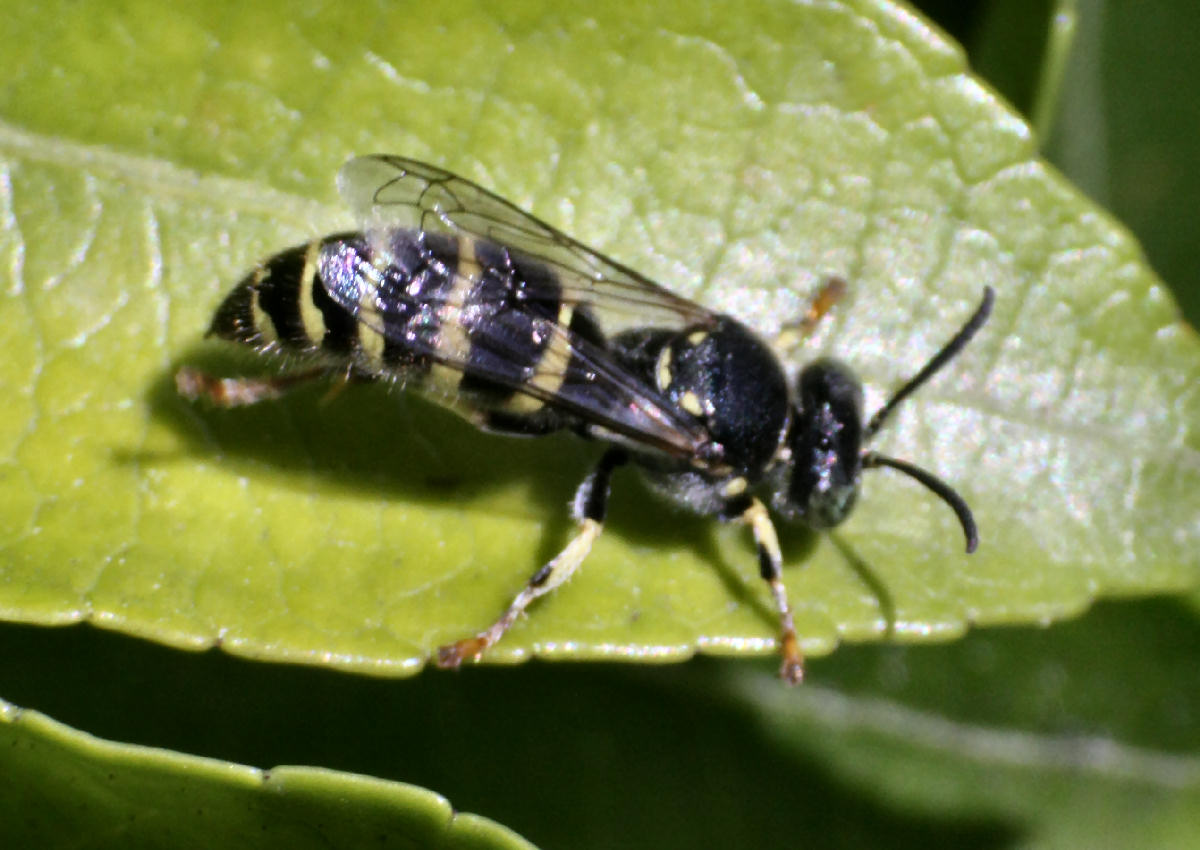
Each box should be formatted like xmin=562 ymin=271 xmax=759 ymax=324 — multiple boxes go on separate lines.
xmin=789 ymin=463 xmax=858 ymax=529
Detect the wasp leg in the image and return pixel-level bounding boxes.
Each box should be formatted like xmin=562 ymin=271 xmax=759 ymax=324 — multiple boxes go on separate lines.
xmin=776 ymin=275 xmax=847 ymax=351
xmin=436 ymin=448 xmax=629 ymax=669
xmin=176 ymin=366 xmax=373 ymax=407
xmin=734 ymin=497 xmax=804 ymax=685
xmin=175 ymin=366 xmax=325 ymax=406
xmin=318 ymin=366 xmax=380 ymax=404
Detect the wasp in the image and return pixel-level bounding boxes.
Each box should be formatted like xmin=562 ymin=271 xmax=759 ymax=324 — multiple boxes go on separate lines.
xmin=177 ymin=155 xmax=993 ymax=684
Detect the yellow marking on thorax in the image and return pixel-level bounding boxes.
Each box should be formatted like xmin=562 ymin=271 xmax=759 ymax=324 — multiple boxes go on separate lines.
xmin=679 ymin=390 xmax=705 ymax=417
xmin=655 ymin=345 xmax=673 ymax=393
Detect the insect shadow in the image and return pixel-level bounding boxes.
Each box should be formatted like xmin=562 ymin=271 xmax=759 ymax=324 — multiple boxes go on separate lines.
xmin=137 ymin=346 xmax=841 ymax=628
xmin=825 ymin=533 xmax=897 ymax=638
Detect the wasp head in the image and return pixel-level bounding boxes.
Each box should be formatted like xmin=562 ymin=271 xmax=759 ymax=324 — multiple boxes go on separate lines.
xmin=769 ymin=286 xmax=994 ymax=552
xmin=772 ymin=358 xmax=864 ymax=528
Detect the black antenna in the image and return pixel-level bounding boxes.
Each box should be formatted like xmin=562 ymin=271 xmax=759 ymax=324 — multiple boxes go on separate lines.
xmin=860 ymin=287 xmax=994 ymax=553
xmin=862 ymin=452 xmax=979 ymax=553
xmin=865 ymin=287 xmax=994 ymax=440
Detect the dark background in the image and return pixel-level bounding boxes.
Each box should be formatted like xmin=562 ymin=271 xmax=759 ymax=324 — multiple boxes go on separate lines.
xmin=924 ymin=0 xmax=1200 ymax=324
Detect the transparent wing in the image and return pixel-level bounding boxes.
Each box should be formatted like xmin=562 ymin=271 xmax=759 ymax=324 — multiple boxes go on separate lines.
xmin=337 ymin=155 xmax=716 ymax=338
xmin=322 ymin=158 xmax=723 ymax=460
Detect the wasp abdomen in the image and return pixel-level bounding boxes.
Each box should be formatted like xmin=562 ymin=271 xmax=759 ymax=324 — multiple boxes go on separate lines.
xmin=208 ymin=230 xmax=597 ymax=434
xmin=208 ymin=236 xmax=364 ymax=358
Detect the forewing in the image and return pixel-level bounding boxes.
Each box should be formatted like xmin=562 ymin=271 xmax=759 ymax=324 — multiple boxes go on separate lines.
xmin=337 ymin=155 xmax=715 ymax=338
xmin=320 ymin=164 xmax=717 ymax=458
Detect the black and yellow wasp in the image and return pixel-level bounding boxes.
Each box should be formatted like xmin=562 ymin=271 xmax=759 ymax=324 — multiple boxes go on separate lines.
xmin=178 ymin=155 xmax=993 ymax=683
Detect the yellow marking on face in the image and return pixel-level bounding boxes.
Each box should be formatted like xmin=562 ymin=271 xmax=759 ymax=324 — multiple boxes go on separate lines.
xmin=686 ymin=330 xmax=707 ymax=346
xmin=680 ymin=390 xmax=705 ymax=417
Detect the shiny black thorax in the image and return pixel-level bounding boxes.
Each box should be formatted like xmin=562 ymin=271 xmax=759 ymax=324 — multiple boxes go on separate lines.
xmin=607 ymin=318 xmax=791 ymax=514
xmin=612 ymin=319 xmax=789 ymax=474
xmin=609 ymin=326 xmax=873 ymax=528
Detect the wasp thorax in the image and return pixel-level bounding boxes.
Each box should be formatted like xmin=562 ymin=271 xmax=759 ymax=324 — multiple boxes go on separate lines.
xmin=658 ymin=318 xmax=789 ymax=478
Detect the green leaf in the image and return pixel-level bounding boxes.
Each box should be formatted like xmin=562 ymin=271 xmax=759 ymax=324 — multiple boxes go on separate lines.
xmin=0 ymin=695 xmax=534 ymax=849
xmin=0 ymin=0 xmax=1197 ymax=681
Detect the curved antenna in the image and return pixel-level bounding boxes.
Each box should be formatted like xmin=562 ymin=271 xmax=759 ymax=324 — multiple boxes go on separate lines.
xmin=865 ymin=287 xmax=994 ymax=440
xmin=862 ymin=452 xmax=978 ymax=553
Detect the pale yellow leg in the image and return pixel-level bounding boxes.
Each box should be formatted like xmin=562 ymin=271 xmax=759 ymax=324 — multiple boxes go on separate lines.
xmin=775 ymin=276 xmax=847 ymax=352
xmin=175 ymin=366 xmax=326 ymax=407
xmin=737 ymin=498 xmax=804 ymax=685
xmin=436 ymin=519 xmax=602 ymax=668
